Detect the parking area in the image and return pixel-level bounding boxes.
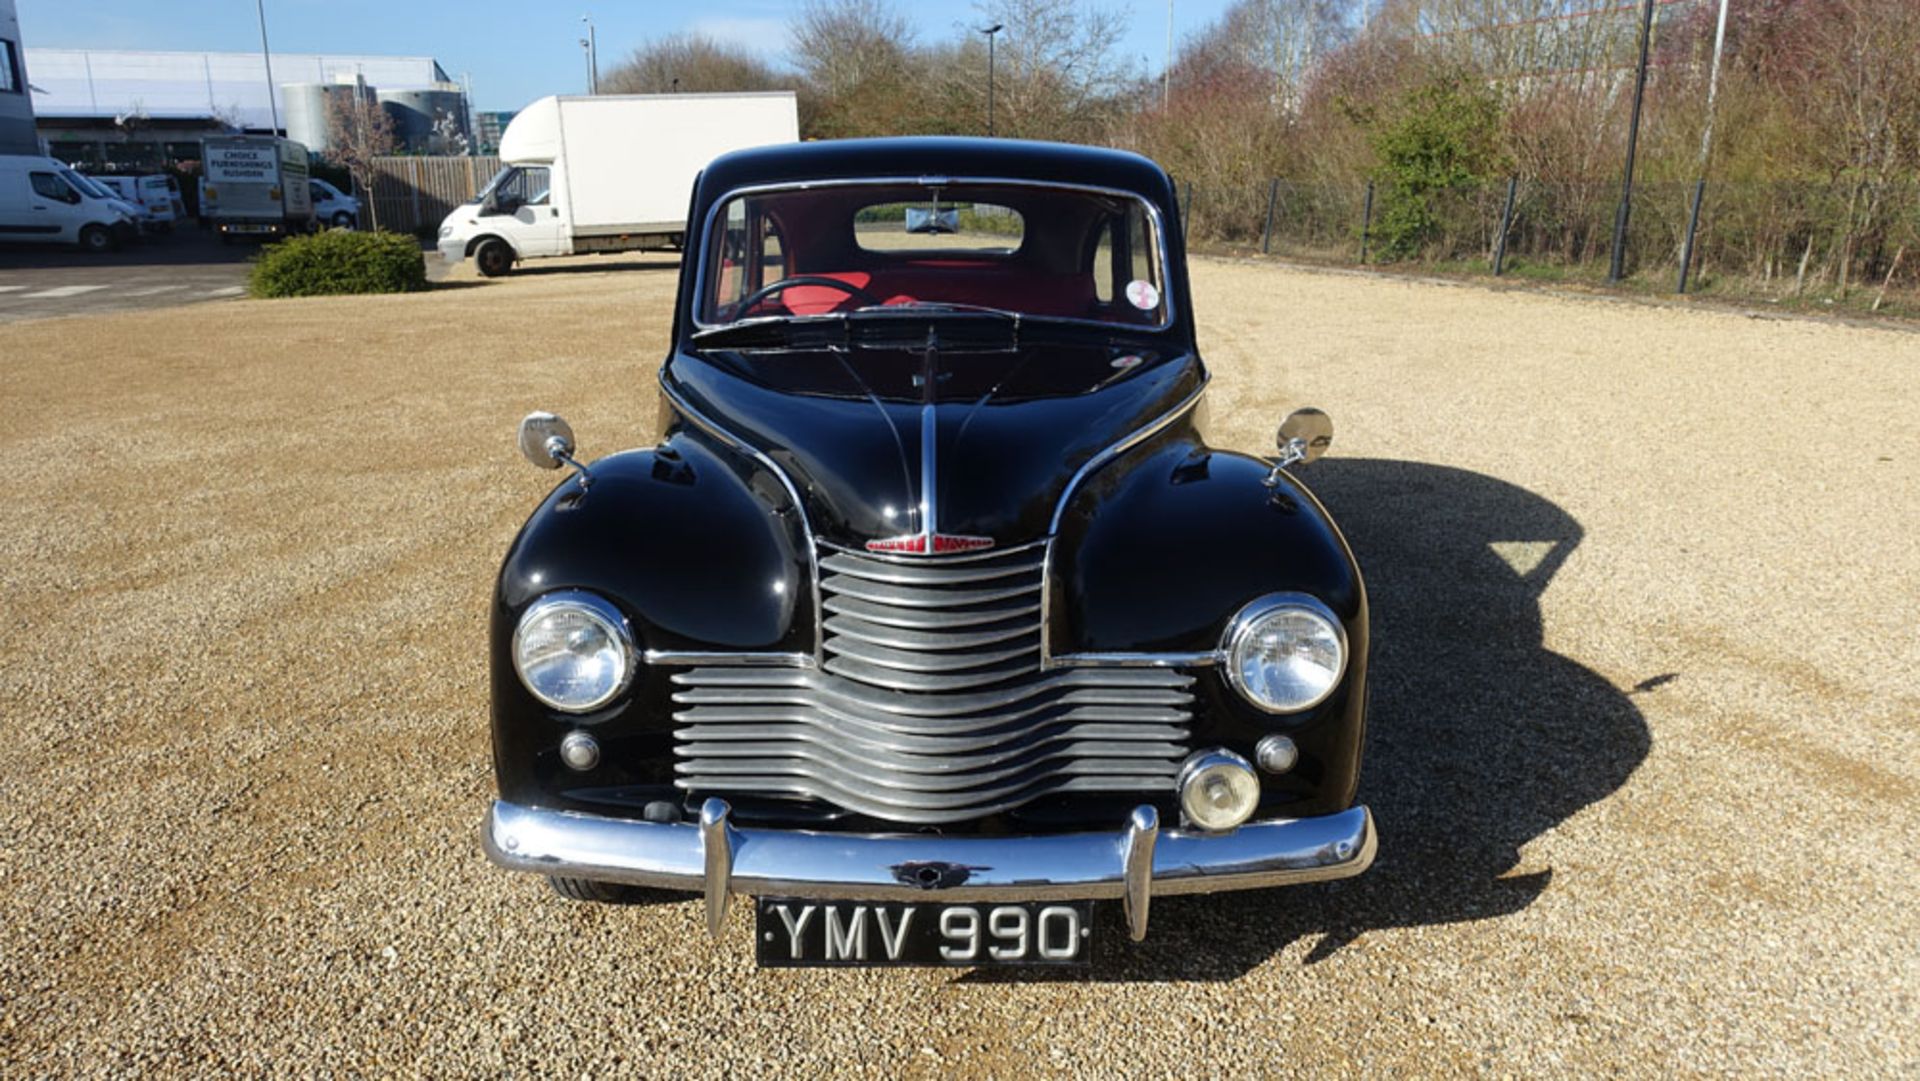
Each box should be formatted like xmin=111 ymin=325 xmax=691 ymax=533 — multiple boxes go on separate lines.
xmin=0 ymin=228 xmax=257 ymax=322
xmin=0 ymin=255 xmax=1914 ymax=1074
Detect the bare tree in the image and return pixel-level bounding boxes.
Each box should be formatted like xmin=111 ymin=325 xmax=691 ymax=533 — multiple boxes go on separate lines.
xmin=1199 ymin=0 xmax=1355 ymax=110
xmin=326 ymin=89 xmax=396 ymax=230
xmin=971 ymin=0 xmax=1132 ymax=141
xmin=792 ymin=0 xmax=925 ymax=137
xmin=431 ymin=108 xmax=471 ymax=156
xmin=600 ymin=33 xmax=792 ymax=95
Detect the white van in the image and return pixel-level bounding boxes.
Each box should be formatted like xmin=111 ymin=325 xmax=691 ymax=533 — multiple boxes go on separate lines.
xmin=308 ymin=178 xmax=360 ymax=229
xmin=93 ymin=175 xmax=179 ymax=231
xmin=0 ymin=155 xmax=139 ymax=251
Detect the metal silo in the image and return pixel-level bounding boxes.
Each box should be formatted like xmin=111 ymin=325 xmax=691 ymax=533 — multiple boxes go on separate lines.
xmin=377 ymin=85 xmax=470 ymax=154
xmin=283 ymin=81 xmax=373 ymax=157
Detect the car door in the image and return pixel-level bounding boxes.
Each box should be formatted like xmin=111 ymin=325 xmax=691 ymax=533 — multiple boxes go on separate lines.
xmin=497 ymin=166 xmax=565 ymax=257
xmin=0 ymin=165 xmax=34 ymax=242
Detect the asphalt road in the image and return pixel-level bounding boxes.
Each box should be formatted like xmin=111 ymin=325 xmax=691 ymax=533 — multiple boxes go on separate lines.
xmin=0 ymin=228 xmax=256 ymax=323
xmin=0 ymin=254 xmax=1914 ymax=1075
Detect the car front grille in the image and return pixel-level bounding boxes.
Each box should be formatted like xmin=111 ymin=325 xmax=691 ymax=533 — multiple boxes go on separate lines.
xmin=670 ymin=543 xmax=1194 ymax=824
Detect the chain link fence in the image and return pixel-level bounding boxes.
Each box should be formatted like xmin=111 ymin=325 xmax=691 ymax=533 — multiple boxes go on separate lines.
xmin=1178 ymin=175 xmax=1920 ymax=313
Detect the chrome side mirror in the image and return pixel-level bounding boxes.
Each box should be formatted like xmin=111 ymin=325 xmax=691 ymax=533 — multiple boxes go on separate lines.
xmin=1268 ymin=408 xmax=1333 ymax=485
xmin=517 ymin=411 xmax=593 ymax=487
xmin=518 ymin=411 xmax=574 ymax=469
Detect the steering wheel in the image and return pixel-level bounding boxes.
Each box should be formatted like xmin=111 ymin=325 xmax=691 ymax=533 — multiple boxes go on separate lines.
xmin=733 ymin=275 xmax=883 ymax=318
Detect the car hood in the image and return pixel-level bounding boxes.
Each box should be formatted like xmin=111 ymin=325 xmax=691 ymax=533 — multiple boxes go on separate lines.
xmin=663 ymin=337 xmax=1203 ymax=551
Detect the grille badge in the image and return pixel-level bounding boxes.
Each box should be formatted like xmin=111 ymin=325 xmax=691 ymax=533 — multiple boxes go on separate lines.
xmin=865 ymin=533 xmax=996 ymax=555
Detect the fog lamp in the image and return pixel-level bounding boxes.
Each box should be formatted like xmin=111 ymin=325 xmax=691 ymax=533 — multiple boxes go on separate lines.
xmin=1178 ymin=749 xmax=1260 ymax=831
xmin=559 ymin=731 xmax=600 ymax=772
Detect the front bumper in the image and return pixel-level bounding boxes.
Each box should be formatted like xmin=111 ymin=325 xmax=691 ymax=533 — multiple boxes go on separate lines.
xmin=437 ymin=236 xmax=465 ymax=263
xmin=483 ymin=798 xmax=1375 ymax=942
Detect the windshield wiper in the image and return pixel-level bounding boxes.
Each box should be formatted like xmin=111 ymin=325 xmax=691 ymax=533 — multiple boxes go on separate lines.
xmin=689 ymin=316 xmax=847 ymax=350
xmin=848 ymin=301 xmax=1022 ymax=321
xmin=845 ymin=303 xmax=1022 ymax=348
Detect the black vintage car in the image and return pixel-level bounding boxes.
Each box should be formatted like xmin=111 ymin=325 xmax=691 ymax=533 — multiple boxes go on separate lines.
xmin=483 ymin=137 xmax=1374 ymax=967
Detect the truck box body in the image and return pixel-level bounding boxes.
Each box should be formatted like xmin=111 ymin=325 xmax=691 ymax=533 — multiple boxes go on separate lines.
xmin=203 ymin=137 xmax=313 ymax=238
xmin=437 ymin=92 xmax=799 ymax=273
xmin=506 ymin=93 xmax=799 ymax=236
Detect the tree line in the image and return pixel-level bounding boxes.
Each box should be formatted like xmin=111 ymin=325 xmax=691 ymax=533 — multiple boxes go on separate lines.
xmin=601 ymin=0 xmax=1920 ymax=304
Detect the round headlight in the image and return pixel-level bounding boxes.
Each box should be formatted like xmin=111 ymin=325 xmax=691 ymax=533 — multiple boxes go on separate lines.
xmin=1223 ymin=594 xmax=1348 ymax=714
xmin=512 ymin=591 xmax=636 ymax=713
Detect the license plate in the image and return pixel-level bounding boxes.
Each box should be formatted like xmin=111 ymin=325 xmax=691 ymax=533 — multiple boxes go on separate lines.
xmin=755 ymin=899 xmax=1093 ymax=968
xmin=228 ymin=224 xmax=274 ymax=234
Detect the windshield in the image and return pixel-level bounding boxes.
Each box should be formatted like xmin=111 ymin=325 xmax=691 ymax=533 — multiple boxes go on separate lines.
xmin=62 ymin=169 xmax=113 ymax=200
xmin=699 ymin=182 xmax=1168 ymax=329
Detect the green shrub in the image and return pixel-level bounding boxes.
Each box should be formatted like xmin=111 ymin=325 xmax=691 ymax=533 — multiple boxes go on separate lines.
xmin=1367 ymin=74 xmax=1509 ymax=262
xmin=248 ymin=230 xmax=427 ymax=298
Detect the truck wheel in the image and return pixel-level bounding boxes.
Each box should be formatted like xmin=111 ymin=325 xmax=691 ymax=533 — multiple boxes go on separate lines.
xmin=331 ymin=212 xmax=355 ymax=230
xmin=79 ymin=225 xmax=115 ymax=253
xmin=547 ymin=876 xmax=642 ymax=904
xmin=474 ymin=238 xmax=514 ymax=277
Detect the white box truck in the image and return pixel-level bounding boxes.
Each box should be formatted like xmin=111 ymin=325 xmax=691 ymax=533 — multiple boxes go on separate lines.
xmin=202 ymin=136 xmax=314 ymax=242
xmin=437 ymin=92 xmax=799 ymax=276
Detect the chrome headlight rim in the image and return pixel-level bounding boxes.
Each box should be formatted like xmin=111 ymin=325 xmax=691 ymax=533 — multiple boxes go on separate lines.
xmin=1222 ymin=592 xmax=1349 ymax=715
xmin=511 ymin=590 xmax=637 ymax=714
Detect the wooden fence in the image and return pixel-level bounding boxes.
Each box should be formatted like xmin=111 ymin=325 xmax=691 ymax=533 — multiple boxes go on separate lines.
xmin=362 ymin=156 xmax=501 ymax=234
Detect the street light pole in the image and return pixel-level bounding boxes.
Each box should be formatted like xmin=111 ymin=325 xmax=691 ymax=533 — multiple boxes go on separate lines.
xmin=580 ymin=16 xmax=599 ymax=95
xmin=255 ymin=0 xmax=280 ymax=133
xmin=980 ymin=24 xmax=1003 ymax=136
xmin=1608 ymin=0 xmax=1657 ymax=283
xmin=1163 ymin=0 xmax=1173 ymax=109
xmin=1698 ymin=0 xmax=1730 ymax=168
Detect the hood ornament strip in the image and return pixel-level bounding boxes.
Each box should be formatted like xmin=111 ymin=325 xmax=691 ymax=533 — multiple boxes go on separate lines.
xmin=865 ymin=326 xmax=998 ymax=556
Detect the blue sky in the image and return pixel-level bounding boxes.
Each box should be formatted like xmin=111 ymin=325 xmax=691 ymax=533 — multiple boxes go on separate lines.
xmin=17 ymin=0 xmax=1239 ymax=112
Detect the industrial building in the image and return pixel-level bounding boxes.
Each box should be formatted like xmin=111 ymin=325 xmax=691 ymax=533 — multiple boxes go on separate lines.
xmin=472 ymin=109 xmax=517 ymax=156
xmin=23 ymin=47 xmax=470 ymax=167
xmin=0 ymin=0 xmax=33 ymax=154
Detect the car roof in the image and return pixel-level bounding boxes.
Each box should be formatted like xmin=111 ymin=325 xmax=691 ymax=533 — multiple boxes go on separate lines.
xmin=696 ymin=137 xmax=1175 ymax=206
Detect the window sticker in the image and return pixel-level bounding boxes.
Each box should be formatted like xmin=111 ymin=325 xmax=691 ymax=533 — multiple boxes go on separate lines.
xmin=1125 ymin=279 xmax=1160 ymax=311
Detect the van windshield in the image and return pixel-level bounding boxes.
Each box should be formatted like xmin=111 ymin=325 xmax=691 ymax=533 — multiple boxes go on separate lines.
xmin=699 ymin=181 xmax=1168 ymax=330
xmin=63 ymin=169 xmax=112 ymax=200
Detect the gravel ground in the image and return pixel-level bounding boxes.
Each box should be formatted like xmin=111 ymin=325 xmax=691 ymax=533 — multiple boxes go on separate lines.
xmin=1 ymin=252 xmax=1915 ymax=1076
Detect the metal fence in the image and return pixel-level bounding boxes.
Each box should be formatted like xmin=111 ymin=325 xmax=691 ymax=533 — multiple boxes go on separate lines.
xmin=362 ymin=156 xmax=501 ymax=234
xmin=1177 ymin=175 xmax=1920 ymax=308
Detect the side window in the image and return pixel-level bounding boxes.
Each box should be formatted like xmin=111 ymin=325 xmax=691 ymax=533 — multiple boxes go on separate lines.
xmin=1091 ymin=217 xmax=1117 ymax=304
xmin=713 ymin=199 xmax=749 ymax=310
xmin=30 ymin=172 xmax=78 ymax=204
xmin=1 ymin=40 xmax=22 ymax=95
xmin=1128 ymin=206 xmax=1155 ymax=286
xmin=519 ymin=167 xmax=551 ymax=207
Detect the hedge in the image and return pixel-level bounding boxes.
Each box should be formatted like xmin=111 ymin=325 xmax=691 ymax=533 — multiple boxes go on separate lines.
xmin=249 ymin=230 xmax=428 ymax=298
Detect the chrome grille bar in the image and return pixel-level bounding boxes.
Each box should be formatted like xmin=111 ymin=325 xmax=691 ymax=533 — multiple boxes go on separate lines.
xmin=672 ymin=544 xmax=1194 ymax=824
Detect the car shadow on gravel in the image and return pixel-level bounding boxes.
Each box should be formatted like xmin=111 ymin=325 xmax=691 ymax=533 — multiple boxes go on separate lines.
xmin=965 ymin=459 xmax=1652 ymax=984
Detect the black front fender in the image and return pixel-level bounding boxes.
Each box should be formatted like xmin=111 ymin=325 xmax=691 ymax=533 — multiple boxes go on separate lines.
xmin=490 ymin=431 xmax=810 ymax=810
xmin=1051 ymin=436 xmax=1368 ymax=815
xmin=1051 ymin=437 xmax=1365 ymax=654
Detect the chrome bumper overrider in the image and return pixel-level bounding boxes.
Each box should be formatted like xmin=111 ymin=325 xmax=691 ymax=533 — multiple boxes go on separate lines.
xmin=482 ymin=798 xmax=1376 ymax=942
